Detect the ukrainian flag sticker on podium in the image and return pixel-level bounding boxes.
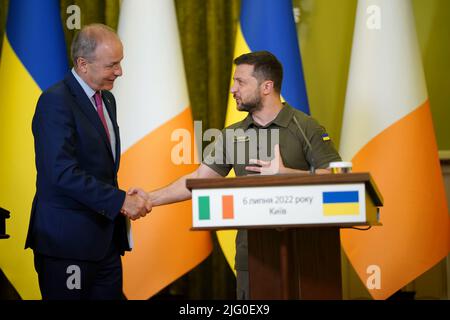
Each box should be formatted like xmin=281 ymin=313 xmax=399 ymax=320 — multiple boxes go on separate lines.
xmin=323 ymin=191 xmax=360 ymax=216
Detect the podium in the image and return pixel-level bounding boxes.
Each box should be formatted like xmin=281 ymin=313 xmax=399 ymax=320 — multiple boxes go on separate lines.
xmin=0 ymin=207 xmax=10 ymax=240
xmin=186 ymin=173 xmax=383 ymax=300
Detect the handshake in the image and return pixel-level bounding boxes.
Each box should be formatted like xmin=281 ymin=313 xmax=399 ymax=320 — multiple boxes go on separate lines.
xmin=120 ymin=188 xmax=151 ymax=221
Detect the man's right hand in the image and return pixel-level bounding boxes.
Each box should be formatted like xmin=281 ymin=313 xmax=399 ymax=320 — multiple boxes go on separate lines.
xmin=121 ymin=193 xmax=152 ymax=220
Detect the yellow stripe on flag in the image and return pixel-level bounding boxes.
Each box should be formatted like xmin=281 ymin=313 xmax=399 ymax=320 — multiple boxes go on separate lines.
xmin=224 ymin=24 xmax=252 ymax=126
xmin=0 ymin=37 xmax=41 ymax=299
xmin=323 ymin=203 xmax=359 ymax=216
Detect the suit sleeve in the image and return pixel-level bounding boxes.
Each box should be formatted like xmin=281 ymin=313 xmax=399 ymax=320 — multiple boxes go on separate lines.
xmin=32 ymin=92 xmax=125 ymax=221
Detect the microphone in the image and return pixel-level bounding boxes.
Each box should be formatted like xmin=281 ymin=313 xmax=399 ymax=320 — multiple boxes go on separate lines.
xmin=292 ymin=115 xmax=316 ymax=174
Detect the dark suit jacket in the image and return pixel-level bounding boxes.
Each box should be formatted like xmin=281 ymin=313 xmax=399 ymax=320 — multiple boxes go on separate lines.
xmin=25 ymin=72 xmax=130 ymax=261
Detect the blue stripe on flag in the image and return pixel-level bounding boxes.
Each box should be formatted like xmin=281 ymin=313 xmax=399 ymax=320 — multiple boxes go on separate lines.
xmin=323 ymin=191 xmax=359 ymax=204
xmin=240 ymin=0 xmax=309 ymax=114
xmin=6 ymin=0 xmax=68 ymax=90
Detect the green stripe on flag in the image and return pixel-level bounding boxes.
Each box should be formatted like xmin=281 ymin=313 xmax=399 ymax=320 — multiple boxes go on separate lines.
xmin=198 ymin=196 xmax=210 ymax=220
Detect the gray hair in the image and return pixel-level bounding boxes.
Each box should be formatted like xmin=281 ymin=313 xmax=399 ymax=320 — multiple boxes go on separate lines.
xmin=71 ymin=23 xmax=118 ymax=67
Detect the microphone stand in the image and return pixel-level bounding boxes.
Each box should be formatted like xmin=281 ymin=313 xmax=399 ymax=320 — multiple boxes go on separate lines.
xmin=292 ymin=116 xmax=316 ymax=174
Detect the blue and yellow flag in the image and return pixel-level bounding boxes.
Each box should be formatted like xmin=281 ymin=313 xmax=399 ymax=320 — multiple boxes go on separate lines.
xmin=0 ymin=0 xmax=68 ymax=299
xmin=323 ymin=191 xmax=360 ymax=216
xmin=220 ymin=0 xmax=309 ymax=272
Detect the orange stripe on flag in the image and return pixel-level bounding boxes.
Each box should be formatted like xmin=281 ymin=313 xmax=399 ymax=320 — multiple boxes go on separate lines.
xmin=341 ymin=101 xmax=449 ymax=300
xmin=222 ymin=196 xmax=234 ymax=220
xmin=119 ymin=107 xmax=212 ymax=299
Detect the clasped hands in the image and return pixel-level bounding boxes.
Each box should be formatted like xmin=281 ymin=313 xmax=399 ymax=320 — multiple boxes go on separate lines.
xmin=120 ymin=189 xmax=152 ymax=221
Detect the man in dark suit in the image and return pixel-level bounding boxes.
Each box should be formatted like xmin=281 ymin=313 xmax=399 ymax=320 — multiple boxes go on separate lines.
xmin=25 ymin=24 xmax=151 ymax=300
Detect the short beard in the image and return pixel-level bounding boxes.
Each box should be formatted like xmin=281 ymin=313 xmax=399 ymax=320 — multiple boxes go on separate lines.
xmin=237 ymin=95 xmax=262 ymax=113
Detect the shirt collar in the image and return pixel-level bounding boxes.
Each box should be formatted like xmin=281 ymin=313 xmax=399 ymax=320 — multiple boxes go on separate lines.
xmin=71 ymin=68 xmax=97 ymax=99
xmin=241 ymin=102 xmax=294 ymax=130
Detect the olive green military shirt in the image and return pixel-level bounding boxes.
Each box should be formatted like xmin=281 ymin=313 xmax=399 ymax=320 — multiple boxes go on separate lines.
xmin=203 ymin=103 xmax=341 ymax=270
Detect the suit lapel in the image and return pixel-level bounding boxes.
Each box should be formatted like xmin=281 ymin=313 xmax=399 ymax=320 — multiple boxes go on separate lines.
xmin=64 ymin=73 xmax=114 ymax=162
xmin=102 ymin=92 xmax=121 ymax=172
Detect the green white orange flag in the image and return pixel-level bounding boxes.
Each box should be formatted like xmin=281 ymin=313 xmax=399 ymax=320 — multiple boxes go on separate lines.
xmin=114 ymin=0 xmax=212 ymax=299
xmin=340 ymin=0 xmax=449 ymax=300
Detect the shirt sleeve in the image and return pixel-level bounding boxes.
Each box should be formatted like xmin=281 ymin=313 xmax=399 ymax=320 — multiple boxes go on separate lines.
xmin=305 ymin=117 xmax=342 ymax=169
xmin=202 ymin=130 xmax=233 ymax=177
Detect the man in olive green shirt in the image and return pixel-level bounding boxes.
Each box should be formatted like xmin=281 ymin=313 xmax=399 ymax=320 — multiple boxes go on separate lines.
xmin=129 ymin=51 xmax=341 ymax=299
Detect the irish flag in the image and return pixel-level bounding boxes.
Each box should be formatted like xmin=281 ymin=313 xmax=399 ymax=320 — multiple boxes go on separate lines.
xmin=114 ymin=0 xmax=212 ymax=299
xmin=198 ymin=195 xmax=235 ymax=221
xmin=340 ymin=0 xmax=449 ymax=300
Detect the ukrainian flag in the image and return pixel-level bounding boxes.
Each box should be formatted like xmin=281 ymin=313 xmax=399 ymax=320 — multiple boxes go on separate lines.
xmin=323 ymin=191 xmax=360 ymax=216
xmin=219 ymin=0 xmax=310 ymax=272
xmin=0 ymin=0 xmax=68 ymax=299
xmin=226 ymin=0 xmax=309 ymax=125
